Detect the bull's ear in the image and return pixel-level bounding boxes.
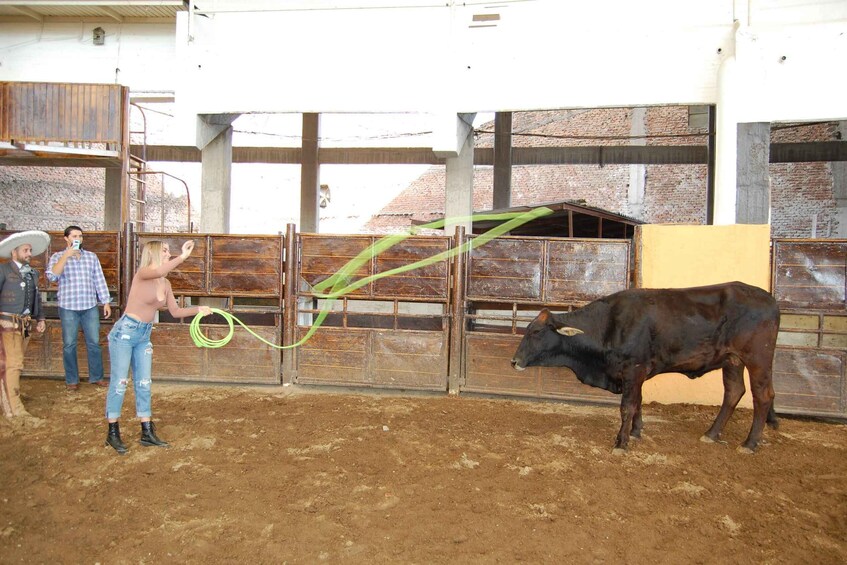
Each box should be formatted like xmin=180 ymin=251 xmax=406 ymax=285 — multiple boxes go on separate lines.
xmin=556 ymin=326 xmax=584 ymax=336
xmin=537 ymin=309 xmax=552 ymax=323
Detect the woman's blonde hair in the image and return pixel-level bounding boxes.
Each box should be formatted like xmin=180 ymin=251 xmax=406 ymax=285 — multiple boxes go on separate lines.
xmin=139 ymin=240 xmax=166 ymax=270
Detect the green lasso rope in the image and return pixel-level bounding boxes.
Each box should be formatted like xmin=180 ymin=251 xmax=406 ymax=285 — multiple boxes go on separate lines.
xmin=189 ymin=206 xmax=554 ymax=350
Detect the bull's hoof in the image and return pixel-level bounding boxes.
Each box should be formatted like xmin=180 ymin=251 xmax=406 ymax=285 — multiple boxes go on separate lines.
xmin=699 ymin=434 xmax=715 ymax=443
xmin=736 ymin=445 xmax=755 ymax=455
xmin=612 ymin=447 xmax=626 ymax=456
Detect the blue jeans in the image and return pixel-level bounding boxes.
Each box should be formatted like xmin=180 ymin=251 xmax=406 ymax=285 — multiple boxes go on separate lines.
xmin=106 ymin=315 xmax=154 ymax=420
xmin=59 ymin=306 xmax=104 ymax=385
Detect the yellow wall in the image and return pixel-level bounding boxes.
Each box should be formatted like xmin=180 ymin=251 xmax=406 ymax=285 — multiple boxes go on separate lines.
xmin=636 ymin=224 xmax=772 ymax=407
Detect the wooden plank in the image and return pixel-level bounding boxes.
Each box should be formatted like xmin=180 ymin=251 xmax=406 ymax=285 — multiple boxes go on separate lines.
xmin=773 ymin=348 xmax=845 ymax=415
xmin=467 ymin=238 xmax=544 ymax=301
xmin=773 ymin=241 xmax=847 ymax=310
xmin=370 ymin=330 xmax=447 ymax=389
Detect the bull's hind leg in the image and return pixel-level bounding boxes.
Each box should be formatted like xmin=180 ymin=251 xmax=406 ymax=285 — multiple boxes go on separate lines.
xmin=739 ymin=363 xmax=776 ymax=454
xmin=701 ymin=361 xmax=745 ymax=445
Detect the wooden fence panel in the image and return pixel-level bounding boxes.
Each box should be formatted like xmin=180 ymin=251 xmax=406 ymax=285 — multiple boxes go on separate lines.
xmin=295 ymin=233 xmax=451 ymax=391
xmin=209 ymin=235 xmax=282 ymax=296
xmin=0 ymin=82 xmax=122 ymax=144
xmin=463 ymin=236 xmax=631 ymax=400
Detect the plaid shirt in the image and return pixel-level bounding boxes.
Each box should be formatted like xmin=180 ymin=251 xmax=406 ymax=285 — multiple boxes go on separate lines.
xmin=46 ymin=250 xmax=111 ymax=311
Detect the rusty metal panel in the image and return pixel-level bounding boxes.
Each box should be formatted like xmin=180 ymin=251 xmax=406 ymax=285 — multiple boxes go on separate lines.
xmin=373 ymin=238 xmax=450 ymax=299
xmin=136 ymin=233 xmax=207 ymax=294
xmin=773 ymin=347 xmax=846 ymax=417
xmin=772 ymin=240 xmax=846 ymax=310
xmin=300 ymin=235 xmax=373 ymax=297
xmin=466 ymin=238 xmax=544 ymax=301
xmin=372 ymin=330 xmax=447 ymax=388
xmin=300 ymin=234 xmax=451 ymax=301
xmin=463 ymin=333 xmax=616 ymax=403
xmin=209 ymin=235 xmax=282 ymax=295
xmin=296 ymin=328 xmax=369 ymax=384
xmin=296 ymin=327 xmax=447 ymax=390
xmin=150 ymin=323 xmax=279 ymax=384
xmin=23 ymin=321 xmax=112 ymax=378
xmin=466 ymin=237 xmax=630 ymax=305
xmin=545 ymin=240 xmax=630 ymax=303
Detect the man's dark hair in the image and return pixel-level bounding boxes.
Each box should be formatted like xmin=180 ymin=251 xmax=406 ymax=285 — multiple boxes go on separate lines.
xmin=64 ymin=225 xmax=83 ymax=237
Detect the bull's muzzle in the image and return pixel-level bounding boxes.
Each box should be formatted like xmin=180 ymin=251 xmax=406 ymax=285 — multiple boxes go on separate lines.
xmin=510 ymin=358 xmax=525 ymax=371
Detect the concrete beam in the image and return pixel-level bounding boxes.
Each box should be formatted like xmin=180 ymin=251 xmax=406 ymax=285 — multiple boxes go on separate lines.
xmin=196 ymin=113 xmax=240 ymax=151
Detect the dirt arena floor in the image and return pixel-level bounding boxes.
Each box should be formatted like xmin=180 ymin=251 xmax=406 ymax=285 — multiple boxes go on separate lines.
xmin=1 ymin=378 xmax=845 ymax=564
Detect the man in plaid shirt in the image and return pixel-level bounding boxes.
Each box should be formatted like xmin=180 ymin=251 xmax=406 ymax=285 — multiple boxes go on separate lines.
xmin=46 ymin=226 xmax=112 ymax=391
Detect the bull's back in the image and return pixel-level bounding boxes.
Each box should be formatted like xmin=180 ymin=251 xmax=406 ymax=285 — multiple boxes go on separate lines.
xmin=603 ymin=282 xmax=779 ymax=373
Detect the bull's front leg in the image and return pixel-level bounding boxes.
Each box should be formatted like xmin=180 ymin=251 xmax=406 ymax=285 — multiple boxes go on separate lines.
xmin=613 ymin=370 xmax=645 ymax=454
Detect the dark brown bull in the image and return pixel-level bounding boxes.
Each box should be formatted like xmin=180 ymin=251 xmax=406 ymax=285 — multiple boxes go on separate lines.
xmin=511 ymin=282 xmax=780 ymax=453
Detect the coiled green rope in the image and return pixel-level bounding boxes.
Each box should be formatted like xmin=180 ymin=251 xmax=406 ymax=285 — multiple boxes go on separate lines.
xmin=189 ymin=206 xmax=554 ymax=349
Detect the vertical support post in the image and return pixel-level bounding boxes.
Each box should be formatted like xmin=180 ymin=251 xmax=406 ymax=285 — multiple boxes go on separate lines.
xmin=104 ymin=168 xmax=122 ymax=231
xmin=705 ymin=105 xmax=717 ymax=225
xmin=736 ymin=122 xmax=771 ymax=224
xmin=300 ymin=113 xmax=321 ymax=233
xmin=448 ymin=225 xmax=466 ymax=395
xmin=200 ymin=126 xmax=233 ymax=233
xmin=282 ymin=223 xmax=298 ymax=384
xmin=493 ymin=111 xmax=512 ymax=210
xmin=444 ymin=113 xmax=476 ymax=233
xmin=121 ymin=221 xmax=134 ymax=312
xmin=119 ymin=86 xmax=131 ymax=230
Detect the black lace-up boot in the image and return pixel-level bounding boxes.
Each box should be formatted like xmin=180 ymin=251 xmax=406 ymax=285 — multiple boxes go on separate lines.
xmin=106 ymin=422 xmax=127 ymax=455
xmin=140 ymin=421 xmax=169 ymax=447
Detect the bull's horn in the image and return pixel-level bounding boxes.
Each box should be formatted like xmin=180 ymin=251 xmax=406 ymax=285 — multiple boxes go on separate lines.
xmin=556 ymin=326 xmax=584 ymax=336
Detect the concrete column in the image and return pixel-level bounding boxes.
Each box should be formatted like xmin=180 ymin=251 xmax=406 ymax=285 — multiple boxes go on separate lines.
xmin=300 ymin=113 xmax=321 ymax=233
xmin=713 ymin=53 xmax=738 ymax=225
xmin=628 ymin=107 xmax=647 ymax=219
xmin=493 ymin=112 xmax=512 ymax=210
xmin=200 ymin=126 xmax=233 ymax=233
xmin=104 ymin=168 xmax=122 ymax=231
xmin=736 ymin=122 xmax=771 ymax=224
xmin=445 ymin=113 xmax=476 ymax=233
xmin=833 ymin=121 xmax=847 ymax=236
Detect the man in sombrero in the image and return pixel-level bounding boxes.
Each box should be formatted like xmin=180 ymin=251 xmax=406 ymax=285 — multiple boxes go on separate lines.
xmin=0 ymin=230 xmax=49 ymax=421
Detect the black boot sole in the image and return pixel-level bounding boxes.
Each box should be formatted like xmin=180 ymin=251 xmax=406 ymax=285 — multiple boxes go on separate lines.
xmin=140 ymin=439 xmax=169 ymax=448
xmin=105 ymin=440 xmax=127 ymax=455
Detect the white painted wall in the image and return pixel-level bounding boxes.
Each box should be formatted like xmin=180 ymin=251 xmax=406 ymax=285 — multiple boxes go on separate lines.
xmin=0 ymin=22 xmax=177 ymax=93
xmin=170 ymin=0 xmax=847 ymax=121
xmin=2 ymin=1 xmax=845 ymax=126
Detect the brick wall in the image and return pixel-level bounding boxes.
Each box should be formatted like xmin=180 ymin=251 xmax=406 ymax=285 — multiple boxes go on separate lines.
xmin=0 ymin=166 xmax=193 ymax=233
xmin=371 ymin=107 xmax=838 ymax=237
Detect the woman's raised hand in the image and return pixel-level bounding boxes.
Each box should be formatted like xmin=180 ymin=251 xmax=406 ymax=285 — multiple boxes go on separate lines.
xmin=181 ymin=240 xmax=195 ymax=259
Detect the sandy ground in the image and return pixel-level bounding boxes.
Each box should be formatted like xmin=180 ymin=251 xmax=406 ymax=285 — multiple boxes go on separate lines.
xmin=1 ymin=377 xmax=846 ymax=564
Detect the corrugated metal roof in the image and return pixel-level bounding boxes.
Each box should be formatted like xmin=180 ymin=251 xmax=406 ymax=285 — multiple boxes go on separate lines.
xmin=0 ymin=2 xmax=184 ymax=22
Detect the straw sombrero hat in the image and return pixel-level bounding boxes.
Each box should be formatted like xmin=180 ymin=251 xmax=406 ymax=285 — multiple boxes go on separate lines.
xmin=0 ymin=230 xmax=51 ymax=259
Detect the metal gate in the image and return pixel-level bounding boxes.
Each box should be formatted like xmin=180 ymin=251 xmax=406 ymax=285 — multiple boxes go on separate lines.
xmin=291 ymin=232 xmax=454 ymax=390
xmin=772 ymin=239 xmax=847 ymax=417
xmin=132 ymin=230 xmax=284 ymax=384
xmin=460 ymin=236 xmax=632 ymax=401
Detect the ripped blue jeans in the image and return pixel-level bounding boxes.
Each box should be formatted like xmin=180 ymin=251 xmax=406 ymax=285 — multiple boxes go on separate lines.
xmin=105 ymin=315 xmax=154 ymax=420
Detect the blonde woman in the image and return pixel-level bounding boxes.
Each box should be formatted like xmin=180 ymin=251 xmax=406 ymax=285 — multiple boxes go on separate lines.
xmin=105 ymin=240 xmax=211 ymax=455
